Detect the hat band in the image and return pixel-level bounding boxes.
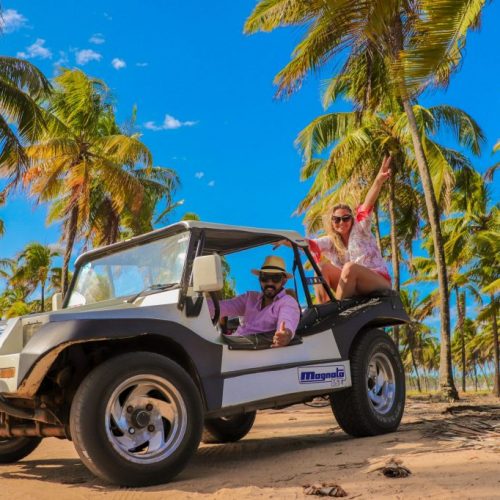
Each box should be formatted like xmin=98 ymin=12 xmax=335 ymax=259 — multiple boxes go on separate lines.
xmin=261 ymin=265 xmax=286 ymax=273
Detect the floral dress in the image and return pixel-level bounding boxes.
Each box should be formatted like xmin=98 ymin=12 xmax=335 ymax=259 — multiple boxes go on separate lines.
xmin=308 ymin=205 xmax=391 ymax=282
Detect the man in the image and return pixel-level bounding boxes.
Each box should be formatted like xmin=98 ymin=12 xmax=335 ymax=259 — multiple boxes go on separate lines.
xmin=210 ymin=255 xmax=300 ymax=347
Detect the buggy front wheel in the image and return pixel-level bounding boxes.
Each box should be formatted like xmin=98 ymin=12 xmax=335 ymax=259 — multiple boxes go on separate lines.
xmin=70 ymin=352 xmax=203 ymax=486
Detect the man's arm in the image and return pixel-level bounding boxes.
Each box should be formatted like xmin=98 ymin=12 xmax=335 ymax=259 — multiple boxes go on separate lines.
xmin=272 ymin=296 xmax=301 ymax=347
xmin=207 ymin=293 xmax=247 ymax=319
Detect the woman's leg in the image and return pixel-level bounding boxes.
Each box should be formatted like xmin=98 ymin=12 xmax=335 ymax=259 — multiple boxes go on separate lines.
xmin=336 ymin=262 xmax=391 ymax=299
xmin=315 ymin=262 xmax=342 ymax=303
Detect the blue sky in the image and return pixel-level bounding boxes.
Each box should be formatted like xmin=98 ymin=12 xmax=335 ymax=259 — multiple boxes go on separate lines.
xmin=0 ymin=1 xmax=499 ymax=322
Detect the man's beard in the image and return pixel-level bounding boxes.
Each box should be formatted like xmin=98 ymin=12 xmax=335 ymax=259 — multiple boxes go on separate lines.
xmin=262 ymin=284 xmax=281 ymax=298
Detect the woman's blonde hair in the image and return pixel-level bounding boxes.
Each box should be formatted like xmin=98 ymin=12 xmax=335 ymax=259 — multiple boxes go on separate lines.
xmin=322 ymin=203 xmax=353 ymax=261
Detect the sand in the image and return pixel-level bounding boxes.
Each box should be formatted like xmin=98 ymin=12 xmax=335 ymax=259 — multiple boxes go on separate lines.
xmin=1 ymin=395 xmax=499 ymax=499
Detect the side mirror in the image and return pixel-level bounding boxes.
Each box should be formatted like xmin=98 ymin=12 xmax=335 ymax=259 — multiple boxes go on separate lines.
xmin=192 ymin=254 xmax=223 ymax=293
xmin=52 ymin=292 xmax=63 ymax=311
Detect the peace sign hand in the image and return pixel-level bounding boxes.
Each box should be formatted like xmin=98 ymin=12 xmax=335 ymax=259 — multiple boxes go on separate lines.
xmin=376 ymin=155 xmax=392 ymax=184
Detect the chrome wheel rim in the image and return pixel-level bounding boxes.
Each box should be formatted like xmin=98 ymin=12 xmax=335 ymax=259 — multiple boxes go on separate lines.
xmin=105 ymin=374 xmax=187 ymax=464
xmin=366 ymin=352 xmax=396 ymax=415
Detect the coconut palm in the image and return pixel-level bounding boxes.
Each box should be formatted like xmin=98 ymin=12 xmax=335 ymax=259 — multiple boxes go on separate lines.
xmin=245 ymin=0 xmax=486 ymax=400
xmin=81 ymin=105 xmax=180 ymax=246
xmin=11 ymin=69 xmax=153 ymax=295
xmin=448 ymin=167 xmax=499 ymax=394
xmin=297 ymin=102 xmax=482 ymax=351
xmin=413 ymin=168 xmax=499 ymax=394
xmin=0 ymin=56 xmax=51 ymax=190
xmin=451 ymin=317 xmax=479 ymax=391
xmin=12 ymin=242 xmax=60 ymax=311
xmin=0 ymin=259 xmax=31 ymax=318
xmin=399 ymin=290 xmax=436 ymax=392
xmin=0 ymin=286 xmax=32 ymax=319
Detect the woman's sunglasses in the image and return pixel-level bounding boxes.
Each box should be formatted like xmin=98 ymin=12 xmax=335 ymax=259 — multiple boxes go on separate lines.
xmin=259 ymin=273 xmax=284 ymax=283
xmin=332 ymin=215 xmax=353 ymax=224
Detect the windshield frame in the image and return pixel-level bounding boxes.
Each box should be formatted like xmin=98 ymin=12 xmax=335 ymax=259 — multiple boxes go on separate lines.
xmin=64 ymin=229 xmax=192 ymax=308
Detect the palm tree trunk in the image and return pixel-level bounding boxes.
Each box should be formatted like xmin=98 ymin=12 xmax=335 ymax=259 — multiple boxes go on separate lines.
xmin=406 ymin=326 xmax=421 ymax=392
xmin=40 ymin=283 xmax=45 ymax=312
xmin=62 ymin=206 xmax=78 ymax=298
xmin=393 ymin=14 xmax=458 ymax=401
xmin=388 ymin=170 xmax=400 ymax=349
xmin=373 ymin=203 xmax=383 ymax=254
xmin=473 ymin=355 xmax=478 ymax=391
xmin=401 ymin=98 xmax=457 ymax=401
xmin=455 ymin=287 xmax=466 ymax=392
xmin=479 ymin=364 xmax=491 ymax=390
xmin=491 ymin=294 xmax=499 ymax=397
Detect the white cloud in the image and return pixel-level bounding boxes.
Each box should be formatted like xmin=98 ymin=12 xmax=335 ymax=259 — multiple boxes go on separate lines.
xmin=0 ymin=9 xmax=28 ymax=33
xmin=195 ymin=172 xmax=204 ymax=179
xmin=111 ymin=58 xmax=126 ymax=70
xmin=144 ymin=114 xmax=198 ymax=131
xmin=136 ymin=62 xmax=148 ymax=67
xmin=54 ymin=51 xmax=69 ymax=67
xmin=17 ymin=39 xmax=52 ymax=60
xmin=89 ymin=33 xmax=105 ymax=44
xmin=75 ymin=49 xmax=102 ymax=65
xmin=208 ymin=181 xmax=215 ymax=187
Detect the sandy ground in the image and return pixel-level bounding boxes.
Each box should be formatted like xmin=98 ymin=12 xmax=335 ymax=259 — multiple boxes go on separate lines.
xmin=1 ymin=395 xmax=499 ymax=499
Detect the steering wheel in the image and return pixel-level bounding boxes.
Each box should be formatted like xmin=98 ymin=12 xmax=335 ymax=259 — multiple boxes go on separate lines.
xmin=209 ymin=291 xmax=220 ymax=326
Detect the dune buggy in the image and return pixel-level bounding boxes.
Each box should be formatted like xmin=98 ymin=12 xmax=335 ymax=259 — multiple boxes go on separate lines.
xmin=0 ymin=221 xmax=408 ymax=486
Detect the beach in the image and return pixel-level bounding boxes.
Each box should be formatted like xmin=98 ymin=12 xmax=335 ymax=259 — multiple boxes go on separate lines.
xmin=0 ymin=395 xmax=499 ymax=499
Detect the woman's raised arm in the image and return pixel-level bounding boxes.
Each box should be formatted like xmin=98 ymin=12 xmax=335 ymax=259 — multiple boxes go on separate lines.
xmin=363 ymin=156 xmax=392 ymax=209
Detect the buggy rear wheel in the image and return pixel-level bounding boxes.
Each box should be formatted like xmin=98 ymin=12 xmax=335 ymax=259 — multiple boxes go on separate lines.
xmin=330 ymin=329 xmax=405 ymax=437
xmin=202 ymin=411 xmax=256 ymax=443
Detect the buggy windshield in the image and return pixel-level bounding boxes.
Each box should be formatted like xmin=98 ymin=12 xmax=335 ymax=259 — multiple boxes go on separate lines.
xmin=67 ymin=232 xmax=190 ymax=307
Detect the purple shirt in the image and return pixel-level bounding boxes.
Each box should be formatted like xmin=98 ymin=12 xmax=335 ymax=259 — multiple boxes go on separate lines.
xmin=209 ymin=289 xmax=300 ymax=337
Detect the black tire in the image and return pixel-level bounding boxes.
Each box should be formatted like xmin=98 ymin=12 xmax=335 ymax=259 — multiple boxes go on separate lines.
xmin=70 ymin=352 xmax=203 ymax=487
xmin=0 ymin=436 xmax=42 ymax=463
xmin=330 ymin=329 xmax=405 ymax=437
xmin=202 ymin=411 xmax=256 ymax=444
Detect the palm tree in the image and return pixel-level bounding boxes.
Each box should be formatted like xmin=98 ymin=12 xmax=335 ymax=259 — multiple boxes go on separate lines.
xmin=0 ymin=259 xmax=31 ymax=319
xmin=0 ymin=286 xmax=32 ymax=319
xmin=296 ymin=103 xmax=482 ymax=352
xmin=83 ymin=106 xmax=180 ymax=246
xmin=0 ymin=56 xmax=51 ymax=190
xmin=448 ymin=167 xmax=499 ymax=395
xmin=14 ymin=69 xmax=152 ymax=295
xmin=399 ymin=290 xmax=436 ymax=392
xmin=12 ymin=242 xmax=59 ymax=311
xmin=244 ymin=0 xmax=486 ymax=399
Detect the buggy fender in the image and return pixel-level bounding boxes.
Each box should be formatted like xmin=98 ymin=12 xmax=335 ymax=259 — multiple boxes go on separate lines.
xmin=331 ymin=294 xmax=409 ymax=359
xmin=17 ymin=318 xmax=223 ymax=409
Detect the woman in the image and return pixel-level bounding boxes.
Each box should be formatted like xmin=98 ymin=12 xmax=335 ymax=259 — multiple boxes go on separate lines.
xmin=308 ymin=156 xmax=392 ymax=302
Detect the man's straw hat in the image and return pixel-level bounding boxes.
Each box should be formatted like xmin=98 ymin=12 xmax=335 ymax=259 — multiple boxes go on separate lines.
xmin=251 ymin=255 xmax=292 ymax=279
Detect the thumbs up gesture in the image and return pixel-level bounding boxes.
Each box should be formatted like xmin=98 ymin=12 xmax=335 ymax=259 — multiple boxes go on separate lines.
xmin=272 ymin=321 xmax=293 ymax=348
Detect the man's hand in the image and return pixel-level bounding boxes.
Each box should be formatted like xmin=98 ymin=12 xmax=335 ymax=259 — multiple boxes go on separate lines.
xmin=376 ymin=155 xmax=392 ymax=184
xmin=272 ymin=321 xmax=293 ymax=348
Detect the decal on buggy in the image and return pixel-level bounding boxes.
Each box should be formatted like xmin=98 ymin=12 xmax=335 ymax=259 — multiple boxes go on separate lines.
xmin=298 ymin=364 xmax=347 ymax=386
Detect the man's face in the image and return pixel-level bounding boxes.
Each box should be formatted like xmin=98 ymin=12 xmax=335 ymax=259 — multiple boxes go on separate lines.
xmin=259 ymin=273 xmax=286 ymax=298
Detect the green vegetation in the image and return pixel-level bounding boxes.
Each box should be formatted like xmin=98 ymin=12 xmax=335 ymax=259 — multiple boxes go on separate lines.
xmin=0 ymin=67 xmax=180 ymax=312
xmin=0 ymin=3 xmax=498 ymax=400
xmin=245 ymin=0 xmax=498 ymax=399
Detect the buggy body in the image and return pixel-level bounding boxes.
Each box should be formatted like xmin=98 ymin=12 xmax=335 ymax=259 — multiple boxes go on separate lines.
xmin=0 ymin=221 xmax=409 ymax=486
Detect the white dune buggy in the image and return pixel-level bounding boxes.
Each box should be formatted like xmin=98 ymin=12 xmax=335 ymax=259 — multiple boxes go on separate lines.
xmin=0 ymin=221 xmax=408 ymax=486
